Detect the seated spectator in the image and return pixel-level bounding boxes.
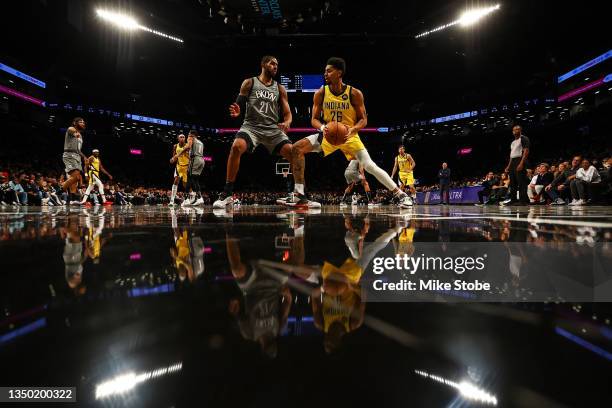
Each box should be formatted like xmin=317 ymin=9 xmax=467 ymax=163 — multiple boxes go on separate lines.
xmin=486 ymin=173 xmax=510 ymax=204
xmin=1 ymin=174 xmax=14 ymax=205
xmin=476 ymin=172 xmax=498 ymax=205
xmin=546 ymin=156 xmax=581 ymax=205
xmin=569 ymin=159 xmax=601 ymax=206
xmin=528 ymin=163 xmax=554 ymax=203
xmin=9 ymin=174 xmax=27 ymax=205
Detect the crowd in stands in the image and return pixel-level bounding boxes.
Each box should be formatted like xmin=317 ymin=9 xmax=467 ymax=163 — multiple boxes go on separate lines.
xmin=2 ymin=153 xmax=611 ymax=207
xmin=415 ymin=155 xmax=611 ymax=206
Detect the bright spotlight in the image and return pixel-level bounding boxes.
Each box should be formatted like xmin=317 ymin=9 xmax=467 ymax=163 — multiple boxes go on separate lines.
xmin=96 ymin=9 xmax=183 ymax=43
xmin=459 ymin=4 xmax=501 ymax=27
xmin=415 ymin=4 xmax=501 ymax=38
xmin=96 ymin=9 xmax=139 ymax=30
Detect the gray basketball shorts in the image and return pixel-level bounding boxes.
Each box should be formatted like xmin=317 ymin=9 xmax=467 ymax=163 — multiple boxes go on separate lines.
xmin=63 ymin=152 xmax=82 ymax=174
xmin=344 ymin=160 xmax=361 ymax=184
xmin=236 ymin=126 xmax=290 ymax=155
xmin=189 ymin=156 xmax=205 ymax=176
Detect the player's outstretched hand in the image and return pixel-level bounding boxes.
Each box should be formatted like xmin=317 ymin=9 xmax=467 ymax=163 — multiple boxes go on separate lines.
xmin=170 ymin=156 xmax=177 ymax=164
xmin=321 ymin=125 xmax=329 ymax=138
xmin=229 ymin=103 xmax=241 ymax=118
xmin=345 ymin=125 xmax=356 ymax=142
xmin=278 ymin=121 xmax=290 ymax=133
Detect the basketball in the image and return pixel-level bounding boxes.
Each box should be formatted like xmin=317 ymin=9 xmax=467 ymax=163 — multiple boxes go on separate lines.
xmin=325 ymin=122 xmax=349 ymax=146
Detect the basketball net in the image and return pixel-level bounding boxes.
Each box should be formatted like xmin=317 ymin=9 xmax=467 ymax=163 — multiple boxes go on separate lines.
xmin=282 ymin=169 xmax=289 ymax=178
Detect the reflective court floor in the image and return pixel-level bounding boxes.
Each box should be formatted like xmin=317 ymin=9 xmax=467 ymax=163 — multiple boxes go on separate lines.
xmin=1 ymin=204 xmax=611 ymax=407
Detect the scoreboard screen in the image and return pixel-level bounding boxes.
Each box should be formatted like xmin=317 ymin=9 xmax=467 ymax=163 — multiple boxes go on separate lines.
xmin=279 ymin=74 xmax=323 ymax=92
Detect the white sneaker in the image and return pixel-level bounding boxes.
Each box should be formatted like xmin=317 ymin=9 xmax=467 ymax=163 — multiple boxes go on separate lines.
xmin=568 ymin=199 xmax=578 ymax=206
xmin=181 ymin=198 xmax=193 ymax=207
xmin=276 ymin=193 xmax=293 ymax=205
xmin=398 ymin=195 xmax=413 ymax=208
xmin=574 ymin=199 xmax=585 ymax=206
xmin=213 ymin=193 xmax=234 ymax=209
xmin=193 ymin=198 xmax=204 ymax=206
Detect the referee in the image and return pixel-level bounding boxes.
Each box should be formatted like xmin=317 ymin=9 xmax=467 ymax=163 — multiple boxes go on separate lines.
xmin=502 ymin=125 xmax=530 ymax=205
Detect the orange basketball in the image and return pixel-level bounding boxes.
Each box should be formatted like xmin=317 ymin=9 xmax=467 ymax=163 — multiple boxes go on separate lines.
xmin=324 ymin=122 xmax=348 ymax=146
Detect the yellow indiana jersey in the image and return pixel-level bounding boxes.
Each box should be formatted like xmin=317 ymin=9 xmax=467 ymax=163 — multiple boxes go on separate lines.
xmin=88 ymin=157 xmax=100 ymax=177
xmin=321 ymin=258 xmax=363 ymax=333
xmin=175 ymin=231 xmax=190 ymax=272
xmin=322 ymin=85 xmax=357 ymax=127
xmin=395 ymin=227 xmax=415 ymax=256
xmin=320 ymin=84 xmax=365 ymax=160
xmin=87 ymin=228 xmax=101 ymax=260
xmin=399 ymin=227 xmax=415 ymax=243
xmin=175 ymin=143 xmax=189 ymax=167
xmin=397 ymin=154 xmax=413 ymax=173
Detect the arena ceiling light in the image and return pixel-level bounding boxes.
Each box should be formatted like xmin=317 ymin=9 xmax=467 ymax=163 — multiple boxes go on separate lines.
xmin=96 ymin=9 xmax=183 ymax=43
xmin=415 ymin=4 xmax=501 ymax=38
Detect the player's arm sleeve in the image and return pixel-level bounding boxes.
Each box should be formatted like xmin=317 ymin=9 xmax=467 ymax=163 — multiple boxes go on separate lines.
xmin=235 ymin=78 xmax=253 ymax=116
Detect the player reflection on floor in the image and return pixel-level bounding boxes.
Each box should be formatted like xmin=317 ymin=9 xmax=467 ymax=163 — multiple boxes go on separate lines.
xmin=169 ymin=208 xmax=205 ymax=283
xmin=311 ymin=212 xmax=400 ymax=353
xmin=62 ymin=208 xmax=110 ymax=296
xmin=226 ymin=231 xmax=292 ymax=358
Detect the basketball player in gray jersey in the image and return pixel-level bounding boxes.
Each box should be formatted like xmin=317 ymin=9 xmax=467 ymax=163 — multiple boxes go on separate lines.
xmin=213 ymin=55 xmax=293 ymax=208
xmin=61 ymin=117 xmax=89 ymax=204
xmin=180 ymin=130 xmax=206 ymax=206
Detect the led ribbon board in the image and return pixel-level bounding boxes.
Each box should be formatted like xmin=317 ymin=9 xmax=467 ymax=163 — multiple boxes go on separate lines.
xmin=0 ymin=62 xmax=46 ymax=88
xmin=558 ymin=50 xmax=612 ymax=83
xmin=558 ymin=74 xmax=611 ymax=102
xmin=0 ymin=84 xmax=45 ymax=106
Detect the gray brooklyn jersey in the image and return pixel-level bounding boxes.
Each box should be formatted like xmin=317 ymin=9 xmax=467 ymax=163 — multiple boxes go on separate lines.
xmin=243 ymin=77 xmax=281 ymax=131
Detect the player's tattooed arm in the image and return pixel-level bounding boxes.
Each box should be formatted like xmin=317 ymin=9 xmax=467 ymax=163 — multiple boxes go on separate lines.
xmin=407 ymin=154 xmax=416 ymax=170
xmin=277 ymin=84 xmax=292 ymax=133
xmin=391 ymin=157 xmax=398 ymax=178
xmin=229 ymin=78 xmax=253 ymax=118
xmin=310 ymin=86 xmax=325 ymax=131
xmin=347 ymin=87 xmax=367 ymax=137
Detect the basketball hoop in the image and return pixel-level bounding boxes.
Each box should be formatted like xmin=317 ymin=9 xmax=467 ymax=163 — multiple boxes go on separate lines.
xmin=282 ymin=169 xmax=289 ymax=178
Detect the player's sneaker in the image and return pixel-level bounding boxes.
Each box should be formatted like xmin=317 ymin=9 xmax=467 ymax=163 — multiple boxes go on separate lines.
xmin=398 ymin=195 xmax=413 ymax=208
xmin=193 ymin=197 xmax=204 ymax=206
xmin=213 ymin=193 xmax=234 ymax=209
xmin=284 ymin=193 xmax=321 ymax=208
xmin=181 ymin=197 xmax=193 ymax=207
xmin=367 ymin=202 xmax=380 ymax=207
xmin=276 ymin=193 xmax=293 ymax=205
xmin=69 ymin=200 xmax=82 ymax=205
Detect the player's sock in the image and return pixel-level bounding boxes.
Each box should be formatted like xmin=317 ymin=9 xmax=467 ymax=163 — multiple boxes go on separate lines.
xmin=171 ymin=185 xmax=178 ymax=203
xmin=294 ymin=183 xmax=305 ymax=195
xmin=224 ymin=182 xmax=234 ymax=195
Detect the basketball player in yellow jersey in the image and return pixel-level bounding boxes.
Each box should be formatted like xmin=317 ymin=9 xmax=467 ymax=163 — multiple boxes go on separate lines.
xmin=393 ymin=219 xmax=416 ymax=257
xmin=169 ymin=134 xmax=189 ymax=206
xmin=391 ymin=145 xmax=416 ymax=198
xmin=310 ymin=215 xmax=401 ymax=353
xmin=81 ymin=149 xmax=112 ymax=205
xmin=288 ymin=57 xmax=413 ymax=208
